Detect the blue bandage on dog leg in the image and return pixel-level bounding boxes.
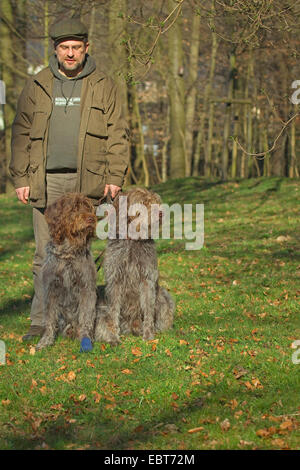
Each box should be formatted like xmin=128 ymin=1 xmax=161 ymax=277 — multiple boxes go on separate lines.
xmin=80 ymin=337 xmax=93 ymax=353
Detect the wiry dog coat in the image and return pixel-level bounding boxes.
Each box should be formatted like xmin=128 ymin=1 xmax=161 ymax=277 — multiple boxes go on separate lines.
xmin=36 ymin=193 xmax=97 ymax=350
xmin=95 ymin=188 xmax=175 ymax=345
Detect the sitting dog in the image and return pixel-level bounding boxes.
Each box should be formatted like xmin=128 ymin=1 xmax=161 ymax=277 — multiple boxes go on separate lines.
xmin=36 ymin=193 xmax=97 ymax=352
xmin=95 ymin=188 xmax=175 ymax=345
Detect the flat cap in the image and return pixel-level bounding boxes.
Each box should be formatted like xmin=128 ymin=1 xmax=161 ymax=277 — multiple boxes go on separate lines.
xmin=50 ymin=18 xmax=88 ymax=43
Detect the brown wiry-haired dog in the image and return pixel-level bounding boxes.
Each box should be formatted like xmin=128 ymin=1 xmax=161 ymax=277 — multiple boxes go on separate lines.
xmin=95 ymin=188 xmax=175 ymax=345
xmin=36 ymin=193 xmax=97 ymax=351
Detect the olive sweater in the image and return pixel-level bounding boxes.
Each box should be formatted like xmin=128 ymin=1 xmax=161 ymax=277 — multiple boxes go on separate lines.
xmin=46 ymin=54 xmax=96 ymax=170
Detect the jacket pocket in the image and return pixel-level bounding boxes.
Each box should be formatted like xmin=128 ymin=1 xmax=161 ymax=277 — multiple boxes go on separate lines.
xmin=87 ymin=103 xmax=108 ymax=138
xmin=84 ymin=159 xmax=106 ymax=199
xmin=30 ymin=111 xmax=48 ymax=140
xmin=28 ymin=164 xmax=44 ymax=201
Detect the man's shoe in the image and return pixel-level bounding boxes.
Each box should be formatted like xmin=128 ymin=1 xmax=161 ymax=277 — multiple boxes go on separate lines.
xmin=22 ymin=325 xmax=45 ymax=342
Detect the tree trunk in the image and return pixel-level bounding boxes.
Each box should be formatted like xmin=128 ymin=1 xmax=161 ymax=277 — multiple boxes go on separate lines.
xmin=1 ymin=0 xmax=15 ymax=193
xmin=130 ymin=84 xmax=149 ymax=186
xmin=206 ymin=102 xmax=214 ymax=177
xmin=263 ymin=126 xmax=270 ymax=177
xmin=167 ymin=0 xmax=185 ymax=179
xmin=222 ymin=52 xmax=236 ymax=180
xmin=231 ymin=107 xmax=239 ymax=178
xmin=88 ymin=1 xmax=96 ymax=55
xmin=193 ymin=1 xmax=218 ymax=176
xmin=289 ymin=109 xmax=298 ymax=178
xmin=44 ymin=0 xmax=49 ymax=66
xmin=108 ymin=0 xmax=128 ymax=115
xmin=108 ymin=0 xmax=138 ymax=187
xmin=185 ymin=10 xmax=201 ymax=177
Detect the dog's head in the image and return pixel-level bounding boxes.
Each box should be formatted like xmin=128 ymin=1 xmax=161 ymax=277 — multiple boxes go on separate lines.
xmin=112 ymin=188 xmax=163 ymax=240
xmin=45 ymin=193 xmax=97 ymax=246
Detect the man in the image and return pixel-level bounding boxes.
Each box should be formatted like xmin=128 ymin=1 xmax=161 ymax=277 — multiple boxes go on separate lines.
xmin=9 ymin=18 xmax=129 ymax=341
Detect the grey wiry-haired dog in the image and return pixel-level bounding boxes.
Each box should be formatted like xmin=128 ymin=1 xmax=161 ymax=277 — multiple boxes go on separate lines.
xmin=95 ymin=188 xmax=175 ymax=345
xmin=36 ymin=193 xmax=97 ymax=351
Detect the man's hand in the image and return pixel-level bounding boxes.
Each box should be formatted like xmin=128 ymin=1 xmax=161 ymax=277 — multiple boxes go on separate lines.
xmin=104 ymin=184 xmax=121 ymax=200
xmin=16 ymin=186 xmax=30 ymax=204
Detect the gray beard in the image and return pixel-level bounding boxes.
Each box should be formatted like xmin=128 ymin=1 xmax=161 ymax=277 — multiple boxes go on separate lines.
xmin=58 ymin=57 xmax=85 ymax=77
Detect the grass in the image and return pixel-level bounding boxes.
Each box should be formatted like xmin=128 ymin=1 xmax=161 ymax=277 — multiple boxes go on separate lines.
xmin=0 ymin=176 xmax=299 ymax=450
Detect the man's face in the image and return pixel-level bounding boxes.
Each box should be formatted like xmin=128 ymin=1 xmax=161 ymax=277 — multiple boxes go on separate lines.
xmin=55 ymin=39 xmax=89 ymax=76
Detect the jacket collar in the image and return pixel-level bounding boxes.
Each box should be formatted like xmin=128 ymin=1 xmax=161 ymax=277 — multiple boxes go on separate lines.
xmin=33 ymin=67 xmax=53 ymax=96
xmin=33 ymin=63 xmax=106 ymax=95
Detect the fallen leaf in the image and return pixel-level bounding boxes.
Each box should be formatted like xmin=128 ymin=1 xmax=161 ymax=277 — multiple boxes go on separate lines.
xmin=256 ymin=427 xmax=277 ymax=438
xmin=220 ymin=418 xmax=230 ymax=431
xmin=280 ymin=420 xmax=293 ymax=431
xmin=92 ymin=391 xmax=101 ymax=403
xmin=244 ymin=381 xmax=254 ymax=390
xmin=229 ymin=399 xmax=238 ymax=410
xmin=188 ymin=426 xmax=204 ymax=433
xmin=234 ymin=410 xmax=243 ymax=419
xmin=31 ymin=417 xmax=42 ymax=432
xmin=67 ymin=371 xmax=76 ymax=381
xmin=1 ymin=399 xmax=11 ymax=406
xmin=276 ymin=235 xmax=290 ymax=243
xmin=271 ymin=438 xmax=287 ymax=448
xmin=256 ymin=429 xmax=269 ymax=438
xmin=233 ymin=366 xmax=248 ymax=379
xmin=252 ymin=378 xmax=263 ymax=389
xmin=134 ymin=425 xmax=144 ymax=433
xmin=105 ymin=403 xmax=116 ymax=410
xmin=239 ymin=440 xmax=254 ymax=447
xmin=131 ymin=347 xmax=142 ymax=357
xmin=122 ymin=369 xmax=133 ymax=374
xmin=86 ymin=360 xmax=95 ymax=368
xmin=50 ymin=404 xmax=63 ymax=410
xmin=258 ymin=312 xmax=267 ymax=318
xmin=29 ymin=346 xmax=36 ymax=355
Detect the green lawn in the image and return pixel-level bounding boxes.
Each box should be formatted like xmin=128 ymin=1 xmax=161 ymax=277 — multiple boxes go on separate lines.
xmin=0 ymin=177 xmax=299 ymax=450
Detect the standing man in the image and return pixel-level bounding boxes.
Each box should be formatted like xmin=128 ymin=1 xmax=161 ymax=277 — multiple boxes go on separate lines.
xmin=9 ymin=19 xmax=129 ymax=341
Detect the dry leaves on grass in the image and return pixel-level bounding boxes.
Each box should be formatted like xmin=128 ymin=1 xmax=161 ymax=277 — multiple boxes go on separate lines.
xmin=256 ymin=417 xmax=297 ymax=448
xmin=55 ymin=370 xmax=77 ymax=383
xmin=244 ymin=378 xmax=263 ymax=390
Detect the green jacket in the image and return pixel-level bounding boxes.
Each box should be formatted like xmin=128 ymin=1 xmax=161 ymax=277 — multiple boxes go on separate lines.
xmin=10 ymin=65 xmax=129 ymax=207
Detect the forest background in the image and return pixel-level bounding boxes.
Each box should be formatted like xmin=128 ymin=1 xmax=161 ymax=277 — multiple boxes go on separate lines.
xmin=0 ymin=0 xmax=300 ymax=191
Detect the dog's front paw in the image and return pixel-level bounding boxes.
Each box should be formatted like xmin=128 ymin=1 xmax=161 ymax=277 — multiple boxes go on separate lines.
xmin=107 ymin=335 xmax=121 ymax=347
xmin=36 ymin=335 xmax=54 ymax=351
xmin=143 ymin=329 xmax=155 ymax=341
